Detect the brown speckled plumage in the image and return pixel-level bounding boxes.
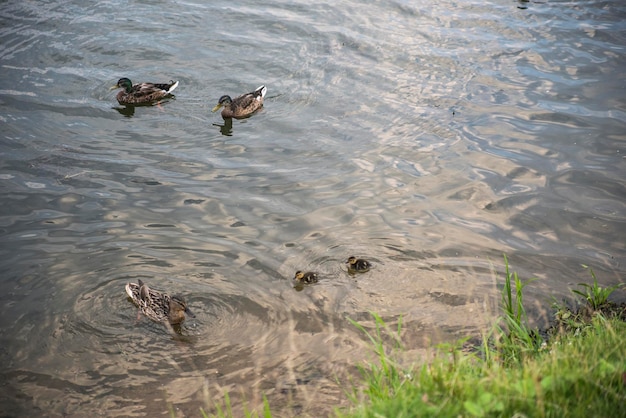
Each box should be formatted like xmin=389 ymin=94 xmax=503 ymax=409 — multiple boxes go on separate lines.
xmin=212 ymin=85 xmax=266 ymax=119
xmin=125 ymin=279 xmax=194 ymax=325
xmin=111 ymin=77 xmax=179 ymax=105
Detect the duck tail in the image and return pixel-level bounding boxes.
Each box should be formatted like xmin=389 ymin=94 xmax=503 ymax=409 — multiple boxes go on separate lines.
xmin=255 ymin=85 xmax=267 ymax=98
xmin=167 ymin=80 xmax=179 ymax=94
xmin=125 ymin=283 xmax=134 ymax=299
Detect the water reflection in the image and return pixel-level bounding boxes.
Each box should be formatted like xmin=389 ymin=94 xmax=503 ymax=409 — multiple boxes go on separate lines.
xmin=213 ymin=118 xmax=233 ymax=136
xmin=111 ymin=96 xmax=178 ymax=118
xmin=114 ymin=105 xmax=135 ymax=117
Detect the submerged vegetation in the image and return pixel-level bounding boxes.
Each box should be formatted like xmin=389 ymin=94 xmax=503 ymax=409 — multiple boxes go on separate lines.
xmin=201 ymin=257 xmax=625 ymax=418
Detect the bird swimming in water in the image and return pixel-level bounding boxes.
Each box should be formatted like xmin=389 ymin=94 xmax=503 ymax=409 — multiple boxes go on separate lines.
xmin=212 ymin=85 xmax=267 ymax=119
xmin=125 ymin=279 xmax=194 ymax=326
xmin=346 ymin=256 xmax=371 ymax=272
xmin=293 ymin=270 xmax=318 ymax=284
xmin=110 ymin=77 xmax=179 ymax=105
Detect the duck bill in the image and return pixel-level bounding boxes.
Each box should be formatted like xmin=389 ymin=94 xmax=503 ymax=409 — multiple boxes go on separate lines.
xmin=211 ymin=104 xmax=223 ymax=112
xmin=185 ymin=307 xmax=196 ymax=318
xmin=109 ymin=84 xmax=120 ymax=91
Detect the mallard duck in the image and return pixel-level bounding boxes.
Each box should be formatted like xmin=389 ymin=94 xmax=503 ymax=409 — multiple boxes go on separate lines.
xmin=293 ymin=271 xmax=318 ymax=284
xmin=212 ymin=85 xmax=267 ymax=119
xmin=346 ymin=256 xmax=371 ymax=272
xmin=125 ymin=279 xmax=195 ymax=325
xmin=110 ymin=77 xmax=179 ymax=105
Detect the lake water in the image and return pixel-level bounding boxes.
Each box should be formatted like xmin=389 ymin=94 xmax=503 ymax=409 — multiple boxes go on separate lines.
xmin=1 ymin=0 xmax=625 ymax=416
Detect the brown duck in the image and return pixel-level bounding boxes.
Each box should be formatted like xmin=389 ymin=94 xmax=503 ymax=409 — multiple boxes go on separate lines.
xmin=212 ymin=85 xmax=267 ymax=119
xmin=125 ymin=279 xmax=194 ymax=325
xmin=110 ymin=77 xmax=179 ymax=105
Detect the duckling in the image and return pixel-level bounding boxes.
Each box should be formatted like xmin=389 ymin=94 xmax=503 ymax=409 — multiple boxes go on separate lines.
xmin=293 ymin=271 xmax=318 ymax=284
xmin=212 ymin=85 xmax=267 ymax=119
xmin=125 ymin=280 xmax=195 ymax=325
xmin=346 ymin=256 xmax=371 ymax=272
xmin=110 ymin=77 xmax=179 ymax=105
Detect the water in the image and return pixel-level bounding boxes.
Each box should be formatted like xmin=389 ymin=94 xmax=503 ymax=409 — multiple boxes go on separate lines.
xmin=1 ymin=0 xmax=625 ymax=416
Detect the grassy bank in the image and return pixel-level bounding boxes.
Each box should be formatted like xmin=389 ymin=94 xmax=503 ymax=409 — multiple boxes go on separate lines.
xmin=340 ymin=258 xmax=625 ymax=418
xmin=202 ymin=258 xmax=625 ymax=417
xmin=341 ymin=314 xmax=625 ymax=418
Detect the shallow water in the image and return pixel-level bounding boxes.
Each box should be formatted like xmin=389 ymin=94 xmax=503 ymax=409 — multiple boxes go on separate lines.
xmin=1 ymin=0 xmax=625 ymax=416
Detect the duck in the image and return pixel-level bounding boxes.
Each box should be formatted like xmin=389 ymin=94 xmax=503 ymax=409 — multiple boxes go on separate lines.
xmin=346 ymin=256 xmax=371 ymax=272
xmin=125 ymin=279 xmax=195 ymax=325
xmin=110 ymin=77 xmax=179 ymax=105
xmin=212 ymin=85 xmax=267 ymax=119
xmin=293 ymin=271 xmax=318 ymax=284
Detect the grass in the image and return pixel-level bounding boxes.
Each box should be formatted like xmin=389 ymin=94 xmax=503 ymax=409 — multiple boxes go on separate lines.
xmin=346 ymin=313 xmax=407 ymax=404
xmin=571 ymin=265 xmax=623 ymax=310
xmin=198 ymin=256 xmax=625 ymax=418
xmin=494 ymin=254 xmax=544 ymax=366
xmin=341 ymin=314 xmax=625 ymax=418
xmin=340 ymin=256 xmax=626 ymax=418
xmin=199 ymin=393 xmax=271 ymax=418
